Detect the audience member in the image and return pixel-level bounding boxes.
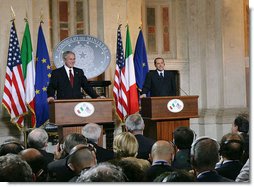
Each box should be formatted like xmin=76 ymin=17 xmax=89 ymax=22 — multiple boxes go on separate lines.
xmin=153 ymin=170 xmax=196 ymax=182
xmin=0 ymin=153 xmax=34 ymax=182
xmin=190 ymin=136 xmax=233 ymax=182
xmin=113 ymin=132 xmax=138 ymax=158
xmin=172 ymin=126 xmax=195 ymax=170
xmin=76 ymin=162 xmax=126 ymax=182
xmin=232 ymin=114 xmax=249 ymax=165
xmin=144 ymin=140 xmax=175 ymax=182
xmin=19 ymin=148 xmax=47 ymax=182
xmin=82 ymin=123 xmax=114 ymax=162
xmin=67 ymin=144 xmax=97 ymax=182
xmin=47 ymin=133 xmax=87 ymax=182
xmin=110 ymin=156 xmax=150 ymax=182
xmin=125 ymin=114 xmax=155 ymax=160
xmin=0 ymin=137 xmax=24 ymax=156
xmin=235 ymin=159 xmax=249 ymax=182
xmin=215 ymin=133 xmax=244 ymax=180
xmin=27 ymin=128 xmax=54 ymax=165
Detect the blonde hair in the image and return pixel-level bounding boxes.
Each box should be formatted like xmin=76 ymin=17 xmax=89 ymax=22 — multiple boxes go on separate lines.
xmin=113 ymin=132 xmax=138 ymax=158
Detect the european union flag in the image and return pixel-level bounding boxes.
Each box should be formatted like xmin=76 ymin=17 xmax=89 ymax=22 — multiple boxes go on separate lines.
xmin=134 ymin=29 xmax=149 ymax=92
xmin=35 ymin=24 xmax=51 ymax=127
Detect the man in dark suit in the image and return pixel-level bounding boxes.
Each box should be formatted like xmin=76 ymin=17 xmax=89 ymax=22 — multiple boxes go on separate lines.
xmin=81 ymin=123 xmax=114 ymax=163
xmin=191 ymin=136 xmax=233 ymax=182
xmin=125 ymin=113 xmax=155 ymax=160
xmin=141 ymin=57 xmax=177 ymax=97
xmin=47 ymin=51 xmax=99 ymax=102
xmin=144 ymin=140 xmax=175 ymax=182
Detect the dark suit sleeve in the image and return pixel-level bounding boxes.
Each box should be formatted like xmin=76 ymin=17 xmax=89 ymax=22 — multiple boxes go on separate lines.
xmin=47 ymin=70 xmax=57 ymax=98
xmin=141 ymin=71 xmax=152 ymax=95
xmin=78 ymin=69 xmax=99 ymax=98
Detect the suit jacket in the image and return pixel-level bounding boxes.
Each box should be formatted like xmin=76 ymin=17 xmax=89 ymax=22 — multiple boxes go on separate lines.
xmin=172 ymin=149 xmax=192 ymax=170
xmin=197 ymin=170 xmax=233 ymax=182
xmin=141 ymin=70 xmax=177 ymax=96
xmin=88 ymin=141 xmax=114 ymax=163
xmin=47 ymin=157 xmax=76 ymax=182
xmin=47 ymin=66 xmax=98 ymax=99
xmin=215 ymin=160 xmax=243 ymax=180
xmin=145 ymin=164 xmax=174 ymax=182
xmin=135 ymin=134 xmax=155 ymax=160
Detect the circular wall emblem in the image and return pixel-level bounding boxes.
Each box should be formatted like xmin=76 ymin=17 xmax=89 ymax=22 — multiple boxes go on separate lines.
xmin=53 ymin=35 xmax=111 ymax=79
xmin=167 ymin=99 xmax=184 ymax=113
xmin=74 ymin=102 xmax=95 ymax=117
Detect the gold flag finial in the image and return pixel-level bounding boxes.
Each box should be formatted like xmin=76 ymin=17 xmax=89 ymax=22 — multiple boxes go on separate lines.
xmin=40 ymin=8 xmax=44 ymax=23
xmin=10 ymin=6 xmax=15 ymax=21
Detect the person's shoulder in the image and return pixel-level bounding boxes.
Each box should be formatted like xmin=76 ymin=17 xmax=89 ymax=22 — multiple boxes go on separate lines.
xmin=73 ymin=67 xmax=83 ymax=71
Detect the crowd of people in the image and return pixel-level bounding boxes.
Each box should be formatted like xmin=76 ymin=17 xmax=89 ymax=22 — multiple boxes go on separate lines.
xmin=0 ymin=113 xmax=249 ymax=182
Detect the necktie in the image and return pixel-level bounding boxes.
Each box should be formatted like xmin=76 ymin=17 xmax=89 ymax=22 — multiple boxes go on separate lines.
xmin=159 ymin=72 xmax=163 ymax=78
xmin=69 ymin=69 xmax=74 ymax=87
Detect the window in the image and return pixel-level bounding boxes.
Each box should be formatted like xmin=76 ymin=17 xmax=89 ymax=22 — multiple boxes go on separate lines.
xmin=144 ymin=0 xmax=175 ymax=58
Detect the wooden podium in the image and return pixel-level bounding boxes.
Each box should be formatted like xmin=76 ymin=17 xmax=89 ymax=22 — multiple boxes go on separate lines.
xmin=141 ymin=96 xmax=198 ymax=141
xmin=49 ymin=98 xmax=113 ymax=144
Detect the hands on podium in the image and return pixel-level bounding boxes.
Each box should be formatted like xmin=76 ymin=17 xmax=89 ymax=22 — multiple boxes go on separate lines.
xmin=140 ymin=94 xmax=147 ymax=98
xmin=97 ymin=95 xmax=106 ymax=99
xmin=47 ymin=97 xmax=55 ymax=103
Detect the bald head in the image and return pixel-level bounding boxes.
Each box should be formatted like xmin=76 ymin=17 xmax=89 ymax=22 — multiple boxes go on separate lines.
xmin=150 ymin=140 xmax=175 ymax=163
xmin=19 ymin=148 xmax=45 ymax=176
xmin=19 ymin=148 xmax=42 ymax=161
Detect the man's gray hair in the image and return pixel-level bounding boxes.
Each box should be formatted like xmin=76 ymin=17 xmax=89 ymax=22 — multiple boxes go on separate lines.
xmin=82 ymin=123 xmax=102 ymax=144
xmin=125 ymin=114 xmax=145 ymax=131
xmin=62 ymin=51 xmax=75 ymax=60
xmin=27 ymin=128 xmax=48 ymax=149
xmin=76 ymin=162 xmax=126 ymax=182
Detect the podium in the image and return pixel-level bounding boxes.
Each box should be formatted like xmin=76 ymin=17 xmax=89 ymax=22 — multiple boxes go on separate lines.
xmin=141 ymin=96 xmax=198 ymax=141
xmin=49 ymin=98 xmax=114 ymax=146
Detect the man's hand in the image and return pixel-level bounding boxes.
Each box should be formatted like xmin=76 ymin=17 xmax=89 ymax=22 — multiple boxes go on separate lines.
xmin=54 ymin=143 xmax=63 ymax=160
xmin=140 ymin=94 xmax=147 ymax=98
xmin=47 ymin=97 xmax=55 ymax=103
xmin=97 ymin=96 xmax=106 ymax=99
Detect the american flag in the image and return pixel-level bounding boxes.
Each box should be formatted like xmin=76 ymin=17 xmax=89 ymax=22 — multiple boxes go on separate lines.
xmin=113 ymin=25 xmax=128 ymax=121
xmin=2 ymin=21 xmax=28 ymax=128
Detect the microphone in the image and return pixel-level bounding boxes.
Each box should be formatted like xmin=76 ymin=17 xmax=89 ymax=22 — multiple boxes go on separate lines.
xmin=178 ymin=86 xmax=189 ymax=96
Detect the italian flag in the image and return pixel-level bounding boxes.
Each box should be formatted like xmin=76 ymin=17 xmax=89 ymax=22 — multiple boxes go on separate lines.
xmin=21 ymin=22 xmax=36 ymax=128
xmin=125 ymin=25 xmax=139 ymax=115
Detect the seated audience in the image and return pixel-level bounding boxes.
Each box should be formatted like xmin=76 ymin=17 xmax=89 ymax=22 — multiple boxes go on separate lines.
xmin=125 ymin=114 xmax=155 ymax=160
xmin=47 ymin=133 xmax=87 ymax=182
xmin=67 ymin=144 xmax=97 ymax=182
xmin=144 ymin=140 xmax=175 ymax=182
xmin=110 ymin=156 xmax=150 ymax=182
xmin=19 ymin=148 xmax=48 ymax=182
xmin=113 ymin=132 xmax=138 ymax=158
xmin=153 ymin=170 xmax=196 ymax=182
xmin=0 ymin=137 xmax=24 ymax=156
xmin=27 ymin=128 xmax=54 ymax=165
xmin=235 ymin=159 xmax=249 ymax=182
xmin=0 ymin=153 xmax=34 ymax=182
xmin=231 ymin=113 xmax=249 ymax=165
xmin=82 ymin=123 xmax=114 ymax=162
xmin=190 ymin=136 xmax=233 ymax=182
xmin=172 ymin=126 xmax=195 ymax=170
xmin=76 ymin=162 xmax=126 ymax=182
xmin=215 ymin=133 xmax=244 ymax=180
